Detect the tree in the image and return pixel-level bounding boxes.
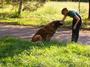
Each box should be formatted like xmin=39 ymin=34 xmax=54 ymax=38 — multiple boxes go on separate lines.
xmin=88 ymin=0 xmax=90 ymax=19
xmin=78 ymin=0 xmax=80 ymax=13
xmin=18 ymin=0 xmax=22 ymax=16
xmin=0 ymin=0 xmax=4 ymax=8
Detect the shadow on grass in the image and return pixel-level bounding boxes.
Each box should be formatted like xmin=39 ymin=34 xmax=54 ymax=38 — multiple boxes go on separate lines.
xmin=0 ymin=36 xmax=67 ymax=59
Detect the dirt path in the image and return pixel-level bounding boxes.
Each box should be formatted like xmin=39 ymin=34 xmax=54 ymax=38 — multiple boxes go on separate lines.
xmin=0 ymin=24 xmax=90 ymax=45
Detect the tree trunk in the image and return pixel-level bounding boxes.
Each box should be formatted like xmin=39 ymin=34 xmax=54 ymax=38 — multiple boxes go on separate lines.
xmin=78 ymin=0 xmax=80 ymax=13
xmin=18 ymin=0 xmax=22 ymax=16
xmin=0 ymin=0 xmax=4 ymax=8
xmin=88 ymin=0 xmax=90 ymax=19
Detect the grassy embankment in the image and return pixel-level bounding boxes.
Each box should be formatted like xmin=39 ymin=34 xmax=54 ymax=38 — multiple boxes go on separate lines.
xmin=0 ymin=37 xmax=90 ymax=67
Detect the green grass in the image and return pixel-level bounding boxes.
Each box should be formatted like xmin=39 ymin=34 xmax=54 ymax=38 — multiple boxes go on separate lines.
xmin=0 ymin=2 xmax=89 ymax=27
xmin=0 ymin=37 xmax=90 ymax=67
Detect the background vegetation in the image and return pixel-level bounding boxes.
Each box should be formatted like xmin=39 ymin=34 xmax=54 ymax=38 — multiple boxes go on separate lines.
xmin=0 ymin=1 xmax=89 ymax=28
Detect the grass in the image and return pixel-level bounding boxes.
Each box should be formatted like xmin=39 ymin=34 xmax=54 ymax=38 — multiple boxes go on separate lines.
xmin=0 ymin=2 xmax=89 ymax=27
xmin=0 ymin=36 xmax=90 ymax=67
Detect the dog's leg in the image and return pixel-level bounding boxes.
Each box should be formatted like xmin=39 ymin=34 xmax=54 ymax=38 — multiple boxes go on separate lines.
xmin=46 ymin=34 xmax=52 ymax=41
xmin=36 ymin=41 xmax=44 ymax=46
xmin=32 ymin=35 xmax=42 ymax=42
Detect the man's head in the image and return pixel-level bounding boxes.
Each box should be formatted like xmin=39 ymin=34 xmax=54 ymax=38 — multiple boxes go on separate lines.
xmin=61 ymin=8 xmax=68 ymax=16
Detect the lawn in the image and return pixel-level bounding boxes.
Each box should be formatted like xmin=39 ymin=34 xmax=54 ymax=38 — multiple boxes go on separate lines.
xmin=0 ymin=2 xmax=89 ymax=27
xmin=0 ymin=37 xmax=90 ymax=67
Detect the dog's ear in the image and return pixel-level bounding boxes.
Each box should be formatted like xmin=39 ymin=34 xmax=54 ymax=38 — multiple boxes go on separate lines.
xmin=57 ymin=20 xmax=63 ymax=25
xmin=55 ymin=20 xmax=63 ymax=26
xmin=59 ymin=22 xmax=63 ymax=25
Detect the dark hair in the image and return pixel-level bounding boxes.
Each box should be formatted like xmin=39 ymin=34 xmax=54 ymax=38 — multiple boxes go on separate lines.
xmin=61 ymin=8 xmax=68 ymax=15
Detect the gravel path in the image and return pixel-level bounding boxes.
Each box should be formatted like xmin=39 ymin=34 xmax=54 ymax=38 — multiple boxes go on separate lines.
xmin=0 ymin=24 xmax=90 ymax=45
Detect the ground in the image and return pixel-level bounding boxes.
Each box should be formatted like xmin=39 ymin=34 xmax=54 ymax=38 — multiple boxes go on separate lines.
xmin=0 ymin=24 xmax=90 ymax=45
xmin=0 ymin=2 xmax=90 ymax=67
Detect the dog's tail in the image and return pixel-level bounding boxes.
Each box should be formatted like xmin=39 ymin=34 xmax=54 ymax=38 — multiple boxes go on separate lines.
xmin=32 ymin=35 xmax=42 ymax=42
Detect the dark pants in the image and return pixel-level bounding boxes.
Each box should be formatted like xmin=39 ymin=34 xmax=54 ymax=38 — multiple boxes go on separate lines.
xmin=72 ymin=17 xmax=82 ymax=42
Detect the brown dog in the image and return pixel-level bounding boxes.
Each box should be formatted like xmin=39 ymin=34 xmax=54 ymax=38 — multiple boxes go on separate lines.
xmin=32 ymin=20 xmax=63 ymax=42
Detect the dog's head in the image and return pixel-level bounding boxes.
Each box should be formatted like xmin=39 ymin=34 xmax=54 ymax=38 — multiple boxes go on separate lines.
xmin=51 ymin=20 xmax=63 ymax=28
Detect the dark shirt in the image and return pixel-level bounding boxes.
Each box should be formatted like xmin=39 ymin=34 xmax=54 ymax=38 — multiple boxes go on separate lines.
xmin=67 ymin=10 xmax=81 ymax=18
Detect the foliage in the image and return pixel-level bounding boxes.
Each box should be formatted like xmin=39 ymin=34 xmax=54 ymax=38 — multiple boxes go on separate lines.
xmin=49 ymin=0 xmax=88 ymax=2
xmin=0 ymin=2 xmax=88 ymax=27
xmin=0 ymin=37 xmax=90 ymax=67
xmin=2 ymin=0 xmax=89 ymax=3
xmin=22 ymin=1 xmax=45 ymax=12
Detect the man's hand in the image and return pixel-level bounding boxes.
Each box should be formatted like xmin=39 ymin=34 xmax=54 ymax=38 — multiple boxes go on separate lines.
xmin=62 ymin=15 xmax=67 ymax=22
xmin=73 ymin=24 xmax=77 ymax=30
xmin=73 ymin=16 xmax=80 ymax=30
xmin=61 ymin=20 xmax=64 ymax=23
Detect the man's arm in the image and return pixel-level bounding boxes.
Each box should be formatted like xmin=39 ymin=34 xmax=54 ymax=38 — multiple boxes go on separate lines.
xmin=73 ymin=15 xmax=80 ymax=29
xmin=62 ymin=15 xmax=67 ymax=22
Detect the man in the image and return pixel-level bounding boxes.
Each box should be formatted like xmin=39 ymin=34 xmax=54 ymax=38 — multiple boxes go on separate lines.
xmin=61 ymin=8 xmax=82 ymax=42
